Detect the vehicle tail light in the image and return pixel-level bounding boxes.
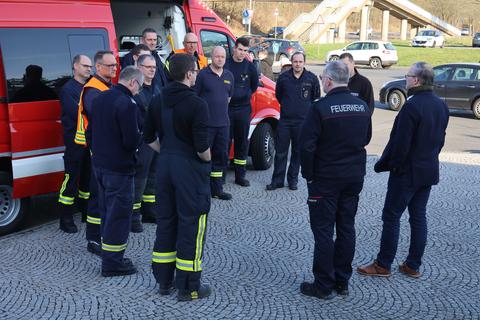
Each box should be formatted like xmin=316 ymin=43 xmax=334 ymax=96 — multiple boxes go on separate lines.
xmin=287 ymin=47 xmax=294 ymax=53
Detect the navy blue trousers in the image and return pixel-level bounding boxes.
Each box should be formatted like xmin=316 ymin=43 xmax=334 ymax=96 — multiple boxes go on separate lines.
xmin=152 ymin=154 xmax=210 ymax=291
xmin=133 ymin=143 xmax=155 ymax=222
xmin=307 ymin=179 xmax=364 ymax=294
xmin=95 ymin=168 xmax=134 ymax=270
xmin=228 ymin=105 xmax=251 ymax=179
xmin=376 ymin=173 xmax=432 ymax=271
xmin=86 ymin=162 xmax=101 ymax=243
xmin=208 ymin=126 xmax=229 ymax=195
xmin=270 ymin=120 xmax=301 ymax=187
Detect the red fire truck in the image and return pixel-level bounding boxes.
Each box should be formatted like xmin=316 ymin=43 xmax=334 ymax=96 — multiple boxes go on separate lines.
xmin=0 ymin=0 xmax=280 ymax=235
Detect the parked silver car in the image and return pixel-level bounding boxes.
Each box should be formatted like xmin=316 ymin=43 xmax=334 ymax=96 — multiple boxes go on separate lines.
xmin=473 ymin=32 xmax=480 ymax=47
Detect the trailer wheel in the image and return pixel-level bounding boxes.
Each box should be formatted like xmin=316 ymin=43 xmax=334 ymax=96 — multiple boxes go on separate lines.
xmin=0 ymin=172 xmax=28 ymax=236
xmin=250 ymin=122 xmax=275 ymax=170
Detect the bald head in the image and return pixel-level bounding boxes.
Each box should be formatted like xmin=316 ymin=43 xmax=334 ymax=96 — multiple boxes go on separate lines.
xmin=211 ymin=46 xmax=226 ymax=69
xmin=183 ymin=32 xmax=199 ymax=55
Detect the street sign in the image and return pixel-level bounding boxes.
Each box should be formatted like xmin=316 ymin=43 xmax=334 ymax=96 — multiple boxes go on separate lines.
xmin=274 ymin=8 xmax=279 ymax=16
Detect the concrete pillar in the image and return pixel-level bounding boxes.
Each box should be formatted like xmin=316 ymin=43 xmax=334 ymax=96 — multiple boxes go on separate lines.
xmin=400 ymin=19 xmax=408 ymax=40
xmin=328 ymin=28 xmax=336 ymax=43
xmin=381 ymin=10 xmax=390 ymax=42
xmin=410 ymin=26 xmax=418 ymax=38
xmin=338 ymin=19 xmax=347 ymax=43
xmin=360 ymin=5 xmax=369 ymax=41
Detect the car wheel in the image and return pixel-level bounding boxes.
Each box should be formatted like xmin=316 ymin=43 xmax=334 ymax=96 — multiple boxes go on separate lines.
xmin=0 ymin=172 xmax=29 ymax=236
xmin=369 ymin=57 xmax=382 ymax=69
xmin=279 ymin=54 xmax=288 ymax=60
xmin=472 ymin=98 xmax=480 ymax=120
xmin=329 ymin=55 xmax=339 ymax=62
xmin=387 ymin=89 xmax=406 ymax=111
xmin=250 ymin=122 xmax=275 ymax=170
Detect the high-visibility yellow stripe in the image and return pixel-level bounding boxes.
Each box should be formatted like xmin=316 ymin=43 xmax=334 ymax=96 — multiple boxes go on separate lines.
xmin=152 ymin=251 xmax=176 ymax=263
xmin=59 ymin=196 xmax=74 ymax=205
xmin=133 ymin=202 xmax=142 ymax=210
xmin=194 ymin=214 xmax=207 ymax=272
xmin=78 ymin=190 xmax=90 ymax=200
xmin=176 ymin=258 xmax=195 ymax=272
xmin=210 ymin=171 xmax=223 ymax=178
xmin=142 ymin=194 xmax=155 ymax=203
xmin=102 ymin=242 xmax=127 ymax=252
xmin=86 ymin=216 xmax=101 ymax=225
xmin=59 ymin=173 xmax=70 ymax=195
xmin=233 ymin=159 xmax=247 ymax=165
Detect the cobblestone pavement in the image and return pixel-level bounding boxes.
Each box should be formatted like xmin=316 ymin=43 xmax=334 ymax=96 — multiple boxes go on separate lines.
xmin=1 ymin=153 xmax=479 ymax=319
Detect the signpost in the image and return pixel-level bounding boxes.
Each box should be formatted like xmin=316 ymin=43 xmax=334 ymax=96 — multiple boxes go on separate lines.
xmin=274 ymin=8 xmax=279 ymax=38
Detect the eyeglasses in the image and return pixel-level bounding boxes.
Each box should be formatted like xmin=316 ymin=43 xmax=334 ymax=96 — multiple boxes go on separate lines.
xmin=140 ymin=64 xmax=156 ymax=70
xmin=319 ymin=75 xmax=331 ymax=81
xmin=190 ymin=69 xmax=199 ymax=75
xmin=405 ymin=74 xmax=417 ymax=78
xmin=80 ymin=64 xmax=93 ymax=68
xmin=185 ymin=41 xmax=198 ymax=45
xmin=100 ymin=63 xmax=118 ymax=68
xmin=134 ymin=79 xmax=143 ymax=92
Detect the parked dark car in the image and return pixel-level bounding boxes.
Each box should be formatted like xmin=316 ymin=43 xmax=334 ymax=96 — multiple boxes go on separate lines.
xmin=267 ymin=26 xmax=285 ymax=38
xmin=473 ymin=32 xmax=480 ymax=47
xmin=379 ymin=63 xmax=480 ymax=119
xmin=249 ymin=39 xmax=304 ymax=61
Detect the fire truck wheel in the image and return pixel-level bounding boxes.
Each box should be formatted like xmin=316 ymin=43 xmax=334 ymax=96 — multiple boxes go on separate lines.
xmin=0 ymin=172 xmax=28 ymax=236
xmin=250 ymin=122 xmax=275 ymax=170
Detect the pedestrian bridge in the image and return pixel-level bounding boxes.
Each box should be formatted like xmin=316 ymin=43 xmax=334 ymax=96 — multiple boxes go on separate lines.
xmin=283 ymin=0 xmax=461 ymax=43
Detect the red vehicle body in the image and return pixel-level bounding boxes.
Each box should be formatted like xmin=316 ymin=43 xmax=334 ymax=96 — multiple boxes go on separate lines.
xmin=0 ymin=0 xmax=280 ymax=235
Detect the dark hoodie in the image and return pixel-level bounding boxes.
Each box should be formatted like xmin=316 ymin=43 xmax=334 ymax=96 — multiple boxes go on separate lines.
xmin=143 ymin=81 xmax=209 ymax=153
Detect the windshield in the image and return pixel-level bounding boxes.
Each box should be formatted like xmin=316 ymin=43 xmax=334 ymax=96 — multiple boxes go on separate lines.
xmin=418 ymin=30 xmax=436 ymax=37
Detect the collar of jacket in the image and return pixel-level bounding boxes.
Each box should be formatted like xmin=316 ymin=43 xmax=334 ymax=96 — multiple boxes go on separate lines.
xmin=116 ymin=83 xmax=134 ymax=97
xmin=407 ymin=85 xmax=433 ymax=97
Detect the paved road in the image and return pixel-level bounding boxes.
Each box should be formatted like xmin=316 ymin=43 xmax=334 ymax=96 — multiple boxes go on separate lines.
xmin=1 ymin=153 xmax=479 ymax=319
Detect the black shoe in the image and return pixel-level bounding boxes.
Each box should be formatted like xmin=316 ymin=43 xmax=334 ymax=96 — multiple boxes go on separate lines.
xmin=334 ymin=283 xmax=349 ymax=296
xmin=300 ymin=282 xmax=335 ymax=300
xmin=288 ymin=184 xmax=298 ymax=191
xmin=159 ymin=284 xmax=175 ymax=296
xmin=130 ymin=220 xmax=144 ymax=233
xmin=87 ymin=241 xmax=102 ymax=257
xmin=212 ymin=192 xmax=232 ymax=200
xmin=177 ymin=284 xmax=212 ymax=301
xmin=266 ymin=183 xmax=284 ymax=191
xmin=59 ymin=218 xmax=78 ymax=233
xmin=235 ymin=178 xmax=250 ymax=187
xmin=102 ymin=259 xmax=137 ymax=277
xmin=141 ymin=214 xmax=156 ymax=224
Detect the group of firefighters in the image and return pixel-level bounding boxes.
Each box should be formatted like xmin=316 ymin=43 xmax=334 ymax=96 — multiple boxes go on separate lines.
xmin=55 ymin=27 xmax=449 ymax=301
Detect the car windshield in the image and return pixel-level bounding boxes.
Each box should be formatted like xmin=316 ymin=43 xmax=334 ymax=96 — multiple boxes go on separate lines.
xmin=418 ymin=30 xmax=436 ymax=37
xmin=384 ymin=43 xmax=396 ymax=50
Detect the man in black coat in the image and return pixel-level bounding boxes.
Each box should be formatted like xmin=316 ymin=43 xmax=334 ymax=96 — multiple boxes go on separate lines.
xmin=299 ymin=61 xmax=371 ymax=299
xmin=340 ymin=52 xmax=375 ymax=114
xmin=358 ymin=62 xmax=449 ymax=278
xmin=89 ymin=66 xmax=143 ymax=277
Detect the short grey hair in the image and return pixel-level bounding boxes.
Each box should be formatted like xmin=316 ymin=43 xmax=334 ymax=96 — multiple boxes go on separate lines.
xmin=137 ymin=54 xmax=155 ymax=67
xmin=411 ymin=62 xmax=434 ymax=86
xmin=323 ymin=61 xmax=349 ymax=84
xmin=119 ymin=66 xmax=144 ymax=84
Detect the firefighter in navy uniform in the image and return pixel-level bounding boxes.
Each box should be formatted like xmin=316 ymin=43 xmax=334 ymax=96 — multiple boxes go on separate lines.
xmin=89 ymin=66 xmax=143 ymax=277
xmin=340 ymin=53 xmax=375 ymax=115
xmin=224 ymin=37 xmax=259 ymax=186
xmin=58 ymin=54 xmax=92 ymax=233
xmin=131 ymin=54 xmax=161 ymax=232
xmin=144 ymin=54 xmax=212 ymax=301
xmin=195 ymin=46 xmax=234 ymax=200
xmin=75 ymin=51 xmax=116 ymax=255
xmin=299 ymin=61 xmax=372 ymax=299
xmin=266 ymin=52 xmax=320 ymax=191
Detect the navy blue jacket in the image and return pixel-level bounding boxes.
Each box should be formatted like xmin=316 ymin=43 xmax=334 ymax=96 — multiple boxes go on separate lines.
xmin=194 ymin=66 xmax=234 ymax=127
xmin=374 ymin=87 xmax=449 ymax=187
xmin=133 ymin=83 xmax=161 ymax=131
xmin=275 ymin=68 xmax=320 ymax=123
xmin=299 ymin=86 xmax=372 ymax=182
xmin=60 ymin=78 xmax=84 ymax=160
xmin=224 ymin=58 xmax=259 ymax=106
xmin=90 ymin=84 xmax=141 ymax=174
